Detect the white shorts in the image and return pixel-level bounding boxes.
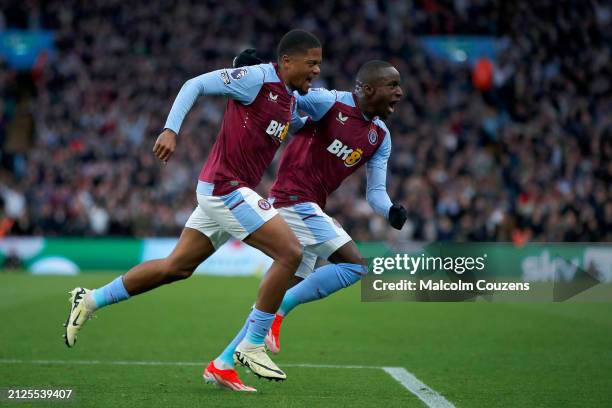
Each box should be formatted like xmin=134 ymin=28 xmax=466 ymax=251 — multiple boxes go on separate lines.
xmin=185 ymin=185 xmax=277 ymax=249
xmin=276 ymin=202 xmax=352 ymax=279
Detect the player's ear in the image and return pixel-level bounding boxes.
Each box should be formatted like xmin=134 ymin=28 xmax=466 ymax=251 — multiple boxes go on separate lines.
xmin=279 ymin=54 xmax=291 ymax=67
xmin=363 ymin=84 xmax=375 ymax=97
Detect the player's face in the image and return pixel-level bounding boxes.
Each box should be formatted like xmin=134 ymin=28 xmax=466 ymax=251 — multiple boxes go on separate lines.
xmin=367 ymin=68 xmax=403 ymax=120
xmin=283 ymin=48 xmax=322 ymax=95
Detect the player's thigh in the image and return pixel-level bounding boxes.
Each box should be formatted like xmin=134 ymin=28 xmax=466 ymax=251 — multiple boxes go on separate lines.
xmin=243 ymin=214 xmax=301 ymax=262
xmin=166 ymin=227 xmax=216 ymax=271
xmin=175 ymin=201 xmax=231 ymax=270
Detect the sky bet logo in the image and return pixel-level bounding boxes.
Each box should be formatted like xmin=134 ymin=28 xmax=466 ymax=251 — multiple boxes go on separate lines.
xmin=327 ymin=139 xmax=363 ymax=167
xmin=265 ymin=120 xmax=289 ymax=143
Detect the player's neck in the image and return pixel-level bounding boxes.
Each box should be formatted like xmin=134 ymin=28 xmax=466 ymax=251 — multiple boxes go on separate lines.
xmin=276 ymin=63 xmax=292 ymax=93
xmin=355 ymin=94 xmax=377 ymax=121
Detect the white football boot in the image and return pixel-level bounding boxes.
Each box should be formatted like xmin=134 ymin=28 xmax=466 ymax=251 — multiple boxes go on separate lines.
xmin=63 ymin=287 xmax=95 ymax=347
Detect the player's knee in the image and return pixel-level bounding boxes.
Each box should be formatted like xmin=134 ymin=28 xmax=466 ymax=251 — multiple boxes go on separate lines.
xmin=281 ymin=241 xmax=303 ymax=270
xmin=164 ymin=257 xmax=196 ymax=281
xmin=355 ymin=257 xmax=367 ymax=270
xmin=346 ymin=254 xmax=367 ymax=268
xmin=358 ymin=262 xmax=368 ymax=278
xmin=174 ymin=268 xmax=195 ymax=280
xmin=351 ymin=256 xmax=368 ymax=277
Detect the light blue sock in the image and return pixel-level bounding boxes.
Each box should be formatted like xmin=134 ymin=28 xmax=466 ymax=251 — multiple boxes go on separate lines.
xmin=91 ymin=276 xmax=130 ymax=309
xmin=279 ymin=263 xmax=366 ymax=316
xmin=244 ymin=308 xmax=275 ymax=345
xmin=215 ymin=316 xmax=250 ymax=369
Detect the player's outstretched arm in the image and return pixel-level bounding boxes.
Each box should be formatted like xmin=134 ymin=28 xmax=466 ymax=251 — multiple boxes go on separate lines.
xmin=365 ymin=127 xmax=407 ymax=230
xmin=156 ymin=65 xmax=266 ymax=162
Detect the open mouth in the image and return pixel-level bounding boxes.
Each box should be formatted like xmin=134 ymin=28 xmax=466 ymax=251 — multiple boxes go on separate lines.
xmin=388 ymin=101 xmax=398 ymax=113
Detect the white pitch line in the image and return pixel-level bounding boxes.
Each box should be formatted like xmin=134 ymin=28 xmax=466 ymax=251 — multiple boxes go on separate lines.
xmin=0 ymin=359 xmax=455 ymax=407
xmin=281 ymin=362 xmax=381 ymax=369
xmin=383 ymin=367 xmax=456 ymax=408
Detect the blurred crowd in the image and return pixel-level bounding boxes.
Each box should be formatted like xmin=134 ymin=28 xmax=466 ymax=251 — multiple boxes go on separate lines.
xmin=1 ymin=0 xmax=610 ymax=242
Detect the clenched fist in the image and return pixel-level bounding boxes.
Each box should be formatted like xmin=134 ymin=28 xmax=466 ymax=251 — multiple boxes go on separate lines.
xmin=153 ymin=129 xmax=177 ymax=163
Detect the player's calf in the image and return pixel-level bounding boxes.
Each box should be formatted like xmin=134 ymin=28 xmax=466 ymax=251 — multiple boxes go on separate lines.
xmin=245 ymin=215 xmax=303 ymax=313
xmin=265 ymin=263 xmax=366 ymax=354
xmin=279 ymin=263 xmax=367 ymax=316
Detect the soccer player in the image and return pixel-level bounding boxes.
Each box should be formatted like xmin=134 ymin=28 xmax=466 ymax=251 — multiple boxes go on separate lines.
xmin=266 ymin=60 xmax=407 ymax=354
xmin=206 ymin=55 xmax=406 ymax=391
xmin=63 ymin=30 xmax=322 ymax=389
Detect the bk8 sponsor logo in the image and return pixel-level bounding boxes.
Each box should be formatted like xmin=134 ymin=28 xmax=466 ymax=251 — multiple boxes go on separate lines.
xmin=265 ymin=120 xmax=290 ymax=143
xmin=326 ymin=139 xmax=363 ymax=167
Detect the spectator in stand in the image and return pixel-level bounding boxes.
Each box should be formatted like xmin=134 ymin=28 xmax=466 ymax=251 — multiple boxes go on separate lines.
xmin=2 ymin=0 xmax=610 ymax=243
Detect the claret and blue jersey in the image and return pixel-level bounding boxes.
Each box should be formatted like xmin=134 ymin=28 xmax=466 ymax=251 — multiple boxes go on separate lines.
xmin=164 ymin=63 xmax=297 ymax=196
xmin=270 ymin=88 xmax=393 ymax=218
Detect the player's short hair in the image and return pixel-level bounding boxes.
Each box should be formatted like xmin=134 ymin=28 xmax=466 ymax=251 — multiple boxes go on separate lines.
xmin=356 ymin=60 xmax=395 ymax=86
xmin=277 ymin=29 xmax=321 ymax=58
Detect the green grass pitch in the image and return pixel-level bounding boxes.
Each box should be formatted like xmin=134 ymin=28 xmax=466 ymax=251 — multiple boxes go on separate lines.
xmin=1 ymin=272 xmax=611 ymax=407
